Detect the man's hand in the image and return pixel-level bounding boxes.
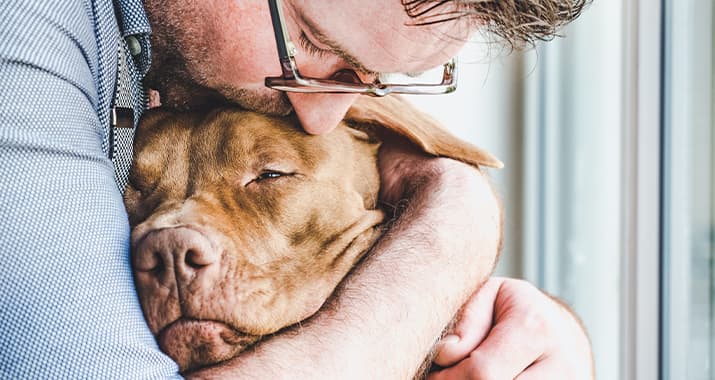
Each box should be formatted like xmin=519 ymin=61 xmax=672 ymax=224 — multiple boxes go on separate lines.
xmin=429 ymin=277 xmax=595 ymax=380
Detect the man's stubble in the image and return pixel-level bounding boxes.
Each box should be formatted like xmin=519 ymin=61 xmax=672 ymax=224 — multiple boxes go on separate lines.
xmin=143 ymin=0 xmax=293 ymax=115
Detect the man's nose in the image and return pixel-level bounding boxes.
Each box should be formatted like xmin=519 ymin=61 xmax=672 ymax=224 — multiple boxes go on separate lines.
xmin=132 ymin=227 xmax=221 ymax=289
xmin=286 ymin=92 xmax=360 ymax=135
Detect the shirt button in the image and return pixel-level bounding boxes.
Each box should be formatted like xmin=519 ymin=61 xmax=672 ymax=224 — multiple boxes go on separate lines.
xmin=125 ymin=36 xmax=141 ymax=56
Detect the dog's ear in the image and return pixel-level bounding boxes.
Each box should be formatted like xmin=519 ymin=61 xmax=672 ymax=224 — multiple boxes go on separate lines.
xmin=344 ymin=95 xmax=503 ymax=169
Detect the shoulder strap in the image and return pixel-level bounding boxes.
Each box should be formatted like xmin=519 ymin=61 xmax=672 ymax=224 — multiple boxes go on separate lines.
xmin=110 ymin=38 xmax=140 ymax=193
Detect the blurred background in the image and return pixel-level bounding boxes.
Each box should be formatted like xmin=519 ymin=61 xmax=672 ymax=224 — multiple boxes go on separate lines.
xmin=405 ymin=0 xmax=714 ymax=379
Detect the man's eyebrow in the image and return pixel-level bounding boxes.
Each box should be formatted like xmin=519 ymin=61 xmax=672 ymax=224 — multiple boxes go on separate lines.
xmin=298 ymin=15 xmax=380 ymax=77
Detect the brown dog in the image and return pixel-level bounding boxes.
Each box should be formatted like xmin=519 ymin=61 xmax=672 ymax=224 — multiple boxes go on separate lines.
xmin=125 ymin=95 xmax=502 ymax=373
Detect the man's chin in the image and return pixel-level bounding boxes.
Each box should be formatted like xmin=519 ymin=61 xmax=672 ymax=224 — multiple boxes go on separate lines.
xmin=158 ymin=318 xmax=259 ymax=372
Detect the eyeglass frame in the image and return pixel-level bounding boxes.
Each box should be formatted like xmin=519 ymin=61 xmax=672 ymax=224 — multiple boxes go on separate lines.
xmin=264 ymin=0 xmax=458 ymax=97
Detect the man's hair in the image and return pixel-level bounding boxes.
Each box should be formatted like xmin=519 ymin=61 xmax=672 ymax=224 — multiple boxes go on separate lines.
xmin=403 ymin=0 xmax=592 ymax=48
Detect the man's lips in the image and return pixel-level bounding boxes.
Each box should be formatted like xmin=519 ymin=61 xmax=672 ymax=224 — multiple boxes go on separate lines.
xmin=158 ymin=318 xmax=258 ymax=371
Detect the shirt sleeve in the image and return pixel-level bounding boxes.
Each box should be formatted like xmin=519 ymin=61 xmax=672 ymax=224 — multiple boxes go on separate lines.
xmin=0 ymin=1 xmax=181 ymax=378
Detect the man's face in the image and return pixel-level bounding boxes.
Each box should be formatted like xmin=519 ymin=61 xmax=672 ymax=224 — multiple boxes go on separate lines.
xmin=146 ymin=0 xmax=471 ymax=134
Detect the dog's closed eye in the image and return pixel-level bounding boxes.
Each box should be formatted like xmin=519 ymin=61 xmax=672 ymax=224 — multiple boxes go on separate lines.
xmin=245 ymin=170 xmax=296 ymax=187
xmin=256 ymin=171 xmax=289 ymax=181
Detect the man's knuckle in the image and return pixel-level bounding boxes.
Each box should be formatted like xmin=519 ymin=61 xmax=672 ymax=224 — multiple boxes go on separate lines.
xmin=521 ymin=307 xmax=550 ymax=335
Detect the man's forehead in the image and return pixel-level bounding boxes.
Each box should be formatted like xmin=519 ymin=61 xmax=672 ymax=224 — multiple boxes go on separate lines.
xmin=289 ymin=0 xmax=471 ymax=73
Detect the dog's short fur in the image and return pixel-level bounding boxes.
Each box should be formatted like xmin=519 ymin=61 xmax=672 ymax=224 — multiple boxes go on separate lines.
xmin=125 ymin=95 xmax=501 ymax=374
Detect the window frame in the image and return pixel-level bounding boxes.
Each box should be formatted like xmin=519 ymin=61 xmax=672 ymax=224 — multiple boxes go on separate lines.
xmin=620 ymin=1 xmax=662 ymax=379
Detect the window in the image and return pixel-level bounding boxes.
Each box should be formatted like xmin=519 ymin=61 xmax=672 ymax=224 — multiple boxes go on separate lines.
xmin=662 ymin=0 xmax=715 ymax=378
xmin=410 ymin=0 xmax=714 ymax=378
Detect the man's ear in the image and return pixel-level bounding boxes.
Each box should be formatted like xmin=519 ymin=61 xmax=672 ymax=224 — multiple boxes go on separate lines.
xmin=344 ymin=95 xmax=503 ymax=169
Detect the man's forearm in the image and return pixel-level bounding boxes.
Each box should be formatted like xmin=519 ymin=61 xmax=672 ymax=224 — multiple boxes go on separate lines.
xmin=189 ymin=159 xmax=502 ymax=379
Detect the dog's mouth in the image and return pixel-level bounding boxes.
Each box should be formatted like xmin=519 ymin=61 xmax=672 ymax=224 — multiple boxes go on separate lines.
xmin=158 ymin=318 xmax=259 ymax=372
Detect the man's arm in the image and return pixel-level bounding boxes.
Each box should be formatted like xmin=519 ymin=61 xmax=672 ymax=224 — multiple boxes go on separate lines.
xmin=189 ymin=144 xmax=502 ymax=379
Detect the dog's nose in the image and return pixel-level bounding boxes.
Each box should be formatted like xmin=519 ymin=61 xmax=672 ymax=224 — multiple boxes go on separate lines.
xmin=133 ymin=227 xmax=221 ymax=287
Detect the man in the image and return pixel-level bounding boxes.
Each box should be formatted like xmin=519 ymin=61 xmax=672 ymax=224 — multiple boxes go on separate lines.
xmin=0 ymin=0 xmax=592 ymax=379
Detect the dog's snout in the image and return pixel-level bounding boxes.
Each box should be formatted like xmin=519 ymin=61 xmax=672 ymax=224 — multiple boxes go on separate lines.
xmin=133 ymin=227 xmax=221 ymax=287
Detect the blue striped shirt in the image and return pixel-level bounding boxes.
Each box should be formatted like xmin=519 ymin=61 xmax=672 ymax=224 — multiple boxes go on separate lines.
xmin=0 ymin=0 xmax=181 ymax=377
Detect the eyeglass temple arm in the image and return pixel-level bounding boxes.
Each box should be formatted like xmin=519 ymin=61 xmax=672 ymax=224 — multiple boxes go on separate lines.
xmin=268 ymin=0 xmax=295 ymax=79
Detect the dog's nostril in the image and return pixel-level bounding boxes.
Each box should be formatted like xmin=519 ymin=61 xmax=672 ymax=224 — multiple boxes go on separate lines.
xmin=150 ymin=254 xmax=165 ymax=274
xmin=185 ymin=249 xmax=210 ymax=269
xmin=134 ymin=248 xmax=164 ymax=273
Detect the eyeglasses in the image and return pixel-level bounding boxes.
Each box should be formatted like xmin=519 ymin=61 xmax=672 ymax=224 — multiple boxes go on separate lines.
xmin=264 ymin=0 xmax=458 ymax=97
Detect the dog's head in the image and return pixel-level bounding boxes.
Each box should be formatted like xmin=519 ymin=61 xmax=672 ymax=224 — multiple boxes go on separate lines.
xmin=125 ymin=95 xmax=501 ymax=372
